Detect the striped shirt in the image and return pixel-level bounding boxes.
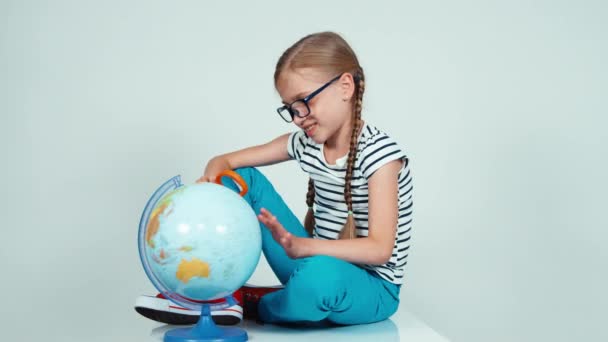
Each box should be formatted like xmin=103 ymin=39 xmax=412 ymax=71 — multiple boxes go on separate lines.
xmin=287 ymin=122 xmax=413 ymax=285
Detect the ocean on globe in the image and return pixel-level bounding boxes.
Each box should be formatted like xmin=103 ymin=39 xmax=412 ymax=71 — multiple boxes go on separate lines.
xmin=141 ymin=179 xmax=262 ymax=304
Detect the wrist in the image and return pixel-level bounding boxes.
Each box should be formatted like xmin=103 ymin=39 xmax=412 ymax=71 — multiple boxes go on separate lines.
xmin=299 ymin=237 xmax=316 ymax=258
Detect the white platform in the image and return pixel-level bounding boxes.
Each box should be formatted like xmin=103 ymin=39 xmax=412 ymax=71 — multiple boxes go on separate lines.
xmin=145 ymin=307 xmax=449 ymax=342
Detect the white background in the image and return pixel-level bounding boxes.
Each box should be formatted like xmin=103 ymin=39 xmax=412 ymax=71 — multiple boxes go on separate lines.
xmin=1 ymin=1 xmax=606 ymax=341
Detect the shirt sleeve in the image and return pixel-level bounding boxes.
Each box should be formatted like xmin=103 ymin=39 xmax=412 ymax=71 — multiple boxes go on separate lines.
xmin=287 ymin=130 xmax=307 ymax=162
xmin=359 ymin=133 xmax=407 ymax=179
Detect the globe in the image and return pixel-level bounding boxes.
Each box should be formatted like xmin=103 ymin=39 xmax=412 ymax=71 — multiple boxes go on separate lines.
xmin=138 ymin=170 xmax=261 ymax=342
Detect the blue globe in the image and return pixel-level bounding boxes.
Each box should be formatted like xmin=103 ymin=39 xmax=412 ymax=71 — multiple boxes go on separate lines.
xmin=138 ymin=172 xmax=262 ymax=311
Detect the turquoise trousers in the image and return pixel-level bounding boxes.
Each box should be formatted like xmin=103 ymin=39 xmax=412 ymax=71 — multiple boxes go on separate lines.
xmin=221 ymin=167 xmax=400 ymax=325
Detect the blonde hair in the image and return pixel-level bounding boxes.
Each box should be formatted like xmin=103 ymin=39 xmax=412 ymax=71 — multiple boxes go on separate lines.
xmin=274 ymin=32 xmax=365 ymax=240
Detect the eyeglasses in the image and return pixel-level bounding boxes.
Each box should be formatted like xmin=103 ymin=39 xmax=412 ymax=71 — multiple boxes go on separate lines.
xmin=276 ymin=74 xmax=342 ymax=123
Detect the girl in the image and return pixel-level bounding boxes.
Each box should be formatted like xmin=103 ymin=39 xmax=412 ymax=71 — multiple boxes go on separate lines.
xmin=136 ymin=31 xmax=413 ymax=326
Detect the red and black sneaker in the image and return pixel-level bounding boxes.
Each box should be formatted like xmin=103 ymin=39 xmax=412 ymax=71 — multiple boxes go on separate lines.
xmin=134 ymin=292 xmax=243 ymax=326
xmin=240 ymin=284 xmax=284 ymax=321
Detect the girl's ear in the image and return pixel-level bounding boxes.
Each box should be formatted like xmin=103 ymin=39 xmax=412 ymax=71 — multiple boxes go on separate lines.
xmin=339 ymin=73 xmax=356 ymax=101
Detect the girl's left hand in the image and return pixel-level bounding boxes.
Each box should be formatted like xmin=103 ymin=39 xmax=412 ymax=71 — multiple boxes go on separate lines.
xmin=257 ymin=208 xmax=307 ymax=259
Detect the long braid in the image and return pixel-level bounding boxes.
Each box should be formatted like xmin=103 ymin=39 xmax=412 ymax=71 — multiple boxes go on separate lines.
xmin=338 ymin=72 xmax=365 ymax=240
xmin=303 ymin=178 xmax=315 ymax=236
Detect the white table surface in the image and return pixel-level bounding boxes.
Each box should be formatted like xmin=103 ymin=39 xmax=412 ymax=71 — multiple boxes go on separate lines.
xmin=141 ymin=307 xmax=449 ymax=342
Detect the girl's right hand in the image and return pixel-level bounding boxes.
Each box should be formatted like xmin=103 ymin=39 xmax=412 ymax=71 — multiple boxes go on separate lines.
xmin=195 ymin=156 xmax=232 ymax=183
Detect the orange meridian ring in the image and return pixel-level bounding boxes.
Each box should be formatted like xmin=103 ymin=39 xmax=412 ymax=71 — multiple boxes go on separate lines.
xmin=214 ymin=170 xmax=248 ymax=197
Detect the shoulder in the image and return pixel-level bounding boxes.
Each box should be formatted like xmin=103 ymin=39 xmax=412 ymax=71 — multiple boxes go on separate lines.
xmin=357 ymin=122 xmax=408 ymax=179
xmin=358 ymin=122 xmax=407 ymax=156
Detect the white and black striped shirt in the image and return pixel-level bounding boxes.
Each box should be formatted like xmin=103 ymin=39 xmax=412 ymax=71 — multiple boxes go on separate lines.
xmin=287 ymin=122 xmax=413 ymax=285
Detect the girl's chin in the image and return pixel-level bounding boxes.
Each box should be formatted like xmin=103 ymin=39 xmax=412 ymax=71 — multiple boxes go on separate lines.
xmin=308 ymin=133 xmax=324 ymax=144
xmin=305 ymin=126 xmax=327 ymax=144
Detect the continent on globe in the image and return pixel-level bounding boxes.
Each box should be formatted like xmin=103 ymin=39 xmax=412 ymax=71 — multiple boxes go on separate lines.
xmin=145 ymin=188 xmax=185 ymax=248
xmin=176 ymin=258 xmax=211 ymax=283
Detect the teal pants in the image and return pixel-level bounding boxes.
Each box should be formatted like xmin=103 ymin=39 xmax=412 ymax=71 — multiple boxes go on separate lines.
xmin=221 ymin=167 xmax=400 ymax=325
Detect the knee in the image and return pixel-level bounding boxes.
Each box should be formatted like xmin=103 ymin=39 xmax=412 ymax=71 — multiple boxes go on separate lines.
xmin=224 ymin=167 xmax=262 ymax=196
xmin=232 ymin=167 xmax=276 ymax=204
xmin=233 ymin=167 xmax=269 ymax=189
xmin=233 ymin=167 xmax=258 ymax=181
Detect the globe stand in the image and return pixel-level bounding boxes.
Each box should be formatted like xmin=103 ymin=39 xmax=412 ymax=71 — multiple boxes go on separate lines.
xmin=164 ymin=303 xmax=248 ymax=342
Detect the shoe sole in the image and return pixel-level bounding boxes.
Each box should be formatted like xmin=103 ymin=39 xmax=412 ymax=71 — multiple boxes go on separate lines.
xmin=135 ymin=296 xmax=242 ymax=326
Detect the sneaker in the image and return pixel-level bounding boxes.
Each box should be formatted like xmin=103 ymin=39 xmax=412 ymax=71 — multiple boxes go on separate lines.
xmin=134 ymin=292 xmax=243 ymax=326
xmin=240 ymin=284 xmax=284 ymax=321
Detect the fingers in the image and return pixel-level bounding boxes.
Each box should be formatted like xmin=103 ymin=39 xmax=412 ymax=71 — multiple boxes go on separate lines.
xmin=257 ymin=208 xmax=295 ymax=254
xmin=257 ymin=213 xmax=275 ymax=228
xmin=258 ymin=208 xmax=276 ymax=224
xmin=257 ymin=208 xmax=284 ymax=234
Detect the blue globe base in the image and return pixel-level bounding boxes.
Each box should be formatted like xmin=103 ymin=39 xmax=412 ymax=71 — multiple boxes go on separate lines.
xmin=164 ymin=305 xmax=248 ymax=342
